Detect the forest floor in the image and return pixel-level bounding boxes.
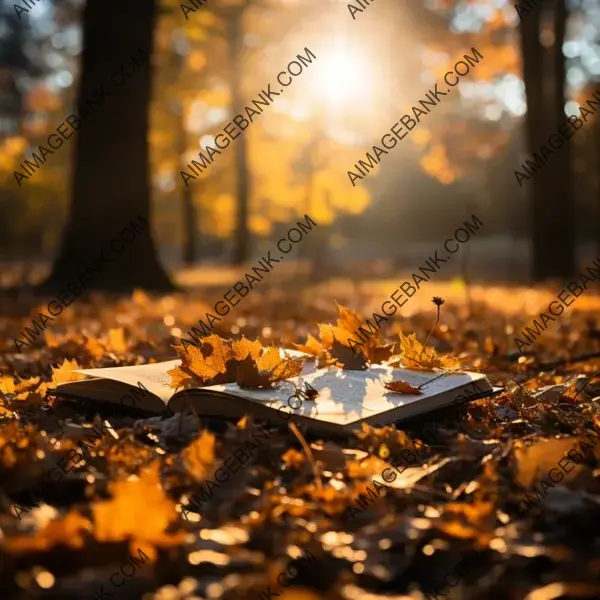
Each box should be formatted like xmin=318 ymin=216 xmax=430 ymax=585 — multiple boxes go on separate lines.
xmin=0 ymin=268 xmax=600 ymax=600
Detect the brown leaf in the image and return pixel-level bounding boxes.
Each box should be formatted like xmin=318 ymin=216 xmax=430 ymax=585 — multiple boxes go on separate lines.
xmin=236 ymin=355 xmax=274 ymax=389
xmin=384 ymin=380 xmax=423 ymax=395
xmin=328 ymin=339 xmax=368 ymax=370
xmin=269 ymin=356 xmax=305 ymax=381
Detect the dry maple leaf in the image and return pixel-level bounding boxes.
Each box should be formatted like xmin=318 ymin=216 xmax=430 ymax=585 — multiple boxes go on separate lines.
xmin=237 ymin=353 xmax=305 ymax=389
xmin=396 ymin=333 xmax=460 ymax=370
xmin=232 ymin=336 xmax=262 ymax=361
xmin=384 ymin=380 xmax=422 ymax=395
xmin=236 ymin=355 xmax=274 ymax=389
xmin=328 ymin=339 xmax=368 ymax=370
xmin=91 ymin=462 xmax=184 ymax=546
xmin=299 ymin=304 xmax=392 ymax=367
xmin=50 ymin=359 xmax=85 ymax=384
xmin=170 ymin=335 xmax=235 ymax=388
xmin=171 ymin=336 xmax=305 ymax=390
xmin=294 ymin=333 xmax=323 ymax=357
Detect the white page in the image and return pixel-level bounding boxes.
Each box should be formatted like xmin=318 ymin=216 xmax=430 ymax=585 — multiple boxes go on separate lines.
xmin=72 ymin=353 xmax=489 ymax=427
xmin=204 ymin=366 xmax=488 ymax=427
xmin=73 ymin=350 xmax=315 ymax=403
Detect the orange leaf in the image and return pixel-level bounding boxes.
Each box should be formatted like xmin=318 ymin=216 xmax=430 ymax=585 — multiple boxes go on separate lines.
xmin=232 ymin=336 xmax=262 ymax=361
xmin=183 ymin=430 xmax=217 ymax=481
xmin=91 ymin=462 xmax=183 ymax=545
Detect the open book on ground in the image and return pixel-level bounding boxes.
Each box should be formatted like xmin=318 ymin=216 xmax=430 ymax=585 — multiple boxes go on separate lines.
xmin=49 ymin=351 xmax=496 ymax=434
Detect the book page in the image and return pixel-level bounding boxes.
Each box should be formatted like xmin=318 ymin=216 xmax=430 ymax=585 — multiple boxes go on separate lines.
xmin=72 ymin=349 xmax=314 ymax=404
xmin=74 ymin=361 xmax=180 ymax=402
xmin=204 ymin=366 xmax=490 ymax=427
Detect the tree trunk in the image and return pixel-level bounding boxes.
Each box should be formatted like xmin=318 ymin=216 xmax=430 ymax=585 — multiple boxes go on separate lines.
xmin=182 ymin=184 xmax=198 ymax=265
xmin=178 ymin=101 xmax=198 ymax=265
xmin=228 ymin=8 xmax=250 ymax=265
xmin=40 ymin=0 xmax=173 ymax=293
xmin=546 ymin=0 xmax=575 ymax=278
xmin=519 ymin=2 xmax=555 ymax=281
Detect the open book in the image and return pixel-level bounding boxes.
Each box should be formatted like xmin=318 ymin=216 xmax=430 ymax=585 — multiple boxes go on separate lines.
xmin=49 ymin=352 xmax=495 ymax=434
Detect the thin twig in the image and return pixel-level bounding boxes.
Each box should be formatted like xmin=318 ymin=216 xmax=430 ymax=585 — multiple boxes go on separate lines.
xmin=417 ymin=366 xmax=465 ymax=390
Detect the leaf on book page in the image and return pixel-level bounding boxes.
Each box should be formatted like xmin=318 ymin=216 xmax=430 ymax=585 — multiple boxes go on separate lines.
xmin=236 ymin=356 xmax=275 ymax=389
xmin=328 ymin=339 xmax=368 ymax=371
xmin=336 ymin=302 xmax=363 ymax=333
xmin=384 ymin=380 xmax=422 ymax=395
xmin=171 ymin=335 xmax=307 ymax=390
xmin=236 ymin=353 xmax=305 ymax=389
xmin=232 ymin=336 xmax=262 ymax=361
xmin=298 ymin=304 xmax=394 ymax=368
xmin=395 ymin=333 xmax=460 ymax=371
xmin=367 ymin=343 xmax=396 ymax=364
xmin=294 ymin=333 xmax=323 ymax=357
xmin=256 ymin=347 xmax=282 ymax=372
xmin=268 ymin=356 xmax=305 ymax=381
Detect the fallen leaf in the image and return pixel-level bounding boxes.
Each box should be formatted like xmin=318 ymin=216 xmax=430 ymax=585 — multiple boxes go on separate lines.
xmin=384 ymin=380 xmax=422 ymax=394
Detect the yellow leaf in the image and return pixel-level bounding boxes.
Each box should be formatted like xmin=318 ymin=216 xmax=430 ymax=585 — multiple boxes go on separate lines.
xmin=183 ymin=431 xmax=216 ymax=482
xmin=92 ymin=462 xmax=183 ymax=545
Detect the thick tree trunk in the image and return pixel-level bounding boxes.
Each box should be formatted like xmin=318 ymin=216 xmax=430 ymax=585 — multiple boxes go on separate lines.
xmin=547 ymin=0 xmax=575 ymax=278
xmin=228 ymin=8 xmax=250 ymax=265
xmin=519 ymin=2 xmax=562 ymax=281
xmin=40 ymin=0 xmax=173 ymax=293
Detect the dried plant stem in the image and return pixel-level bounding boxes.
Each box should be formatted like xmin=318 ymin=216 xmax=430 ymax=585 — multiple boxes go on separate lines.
xmin=420 ymin=304 xmax=441 ymax=362
xmin=288 ymin=422 xmax=323 ymax=493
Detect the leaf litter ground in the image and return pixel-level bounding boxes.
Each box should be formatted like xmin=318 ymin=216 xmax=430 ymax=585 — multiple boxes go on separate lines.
xmin=0 ymin=276 xmax=600 ymax=599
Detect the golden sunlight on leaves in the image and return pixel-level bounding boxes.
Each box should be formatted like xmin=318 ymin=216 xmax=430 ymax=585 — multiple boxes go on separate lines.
xmin=0 ymin=375 xmax=16 ymax=395
xmin=5 ymin=510 xmax=92 ymax=554
xmin=92 ymin=462 xmax=184 ymax=545
xmin=438 ymin=498 xmax=496 ymax=548
xmin=183 ymin=430 xmax=216 ymax=481
xmin=514 ymin=438 xmax=584 ymax=488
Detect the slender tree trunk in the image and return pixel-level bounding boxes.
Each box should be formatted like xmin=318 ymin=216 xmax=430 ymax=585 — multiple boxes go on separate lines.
xmin=40 ymin=0 xmax=173 ymax=293
xmin=228 ymin=8 xmax=250 ymax=265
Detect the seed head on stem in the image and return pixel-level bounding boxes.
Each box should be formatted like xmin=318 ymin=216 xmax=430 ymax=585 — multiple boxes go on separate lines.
xmin=420 ymin=297 xmax=445 ymax=362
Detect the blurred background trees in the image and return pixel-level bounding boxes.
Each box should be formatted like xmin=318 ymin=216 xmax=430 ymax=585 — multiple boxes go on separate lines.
xmin=0 ymin=0 xmax=598 ymax=290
